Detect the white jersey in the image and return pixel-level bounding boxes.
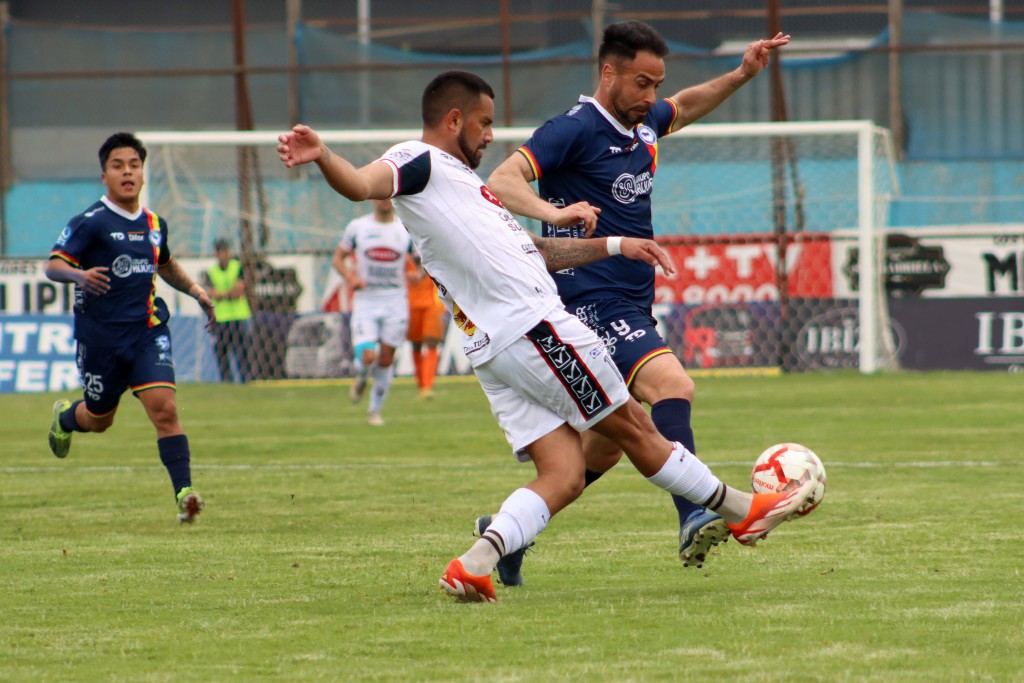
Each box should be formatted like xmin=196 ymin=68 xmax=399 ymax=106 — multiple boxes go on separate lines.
xmin=339 ymin=212 xmax=411 ymax=307
xmin=379 ymin=140 xmax=563 ymax=365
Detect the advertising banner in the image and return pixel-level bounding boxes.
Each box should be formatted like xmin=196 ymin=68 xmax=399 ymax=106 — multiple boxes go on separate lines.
xmin=654 ymin=237 xmax=833 ymax=305
xmin=0 ymin=314 xmax=79 ymax=393
xmin=831 ymin=224 xmax=1024 ymax=298
xmin=653 ymin=225 xmax=1024 ymax=372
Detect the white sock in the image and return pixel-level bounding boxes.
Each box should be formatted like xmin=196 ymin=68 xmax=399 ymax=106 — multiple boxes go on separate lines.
xmin=714 ymin=488 xmax=754 ymax=524
xmin=368 ymin=363 xmax=394 ymax=414
xmin=644 ymin=443 xmax=754 ymax=524
xmin=645 ymin=441 xmax=721 ymax=506
xmin=460 ymin=488 xmax=549 ymax=575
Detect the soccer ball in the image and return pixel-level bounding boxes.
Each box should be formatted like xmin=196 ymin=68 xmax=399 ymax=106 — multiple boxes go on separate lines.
xmin=751 ymin=442 xmax=826 ymax=516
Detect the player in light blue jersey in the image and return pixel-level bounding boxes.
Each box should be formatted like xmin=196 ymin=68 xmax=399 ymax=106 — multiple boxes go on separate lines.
xmin=487 ymin=21 xmax=789 ymax=578
xmin=45 ymin=132 xmax=216 ymax=523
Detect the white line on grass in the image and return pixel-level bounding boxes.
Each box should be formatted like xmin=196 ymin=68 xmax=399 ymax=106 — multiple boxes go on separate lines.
xmin=1 ymin=460 xmax=1018 ymax=474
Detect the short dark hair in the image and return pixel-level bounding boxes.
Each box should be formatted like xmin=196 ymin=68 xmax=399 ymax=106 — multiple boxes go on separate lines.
xmin=421 ymin=71 xmax=495 ymax=127
xmin=598 ymin=21 xmax=669 ymax=65
xmin=99 ymin=132 xmax=147 ymax=170
xmin=214 ymin=238 xmax=230 ymax=251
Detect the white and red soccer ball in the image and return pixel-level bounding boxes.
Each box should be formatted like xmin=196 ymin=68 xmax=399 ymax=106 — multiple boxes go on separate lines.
xmin=751 ymin=442 xmax=827 ymax=516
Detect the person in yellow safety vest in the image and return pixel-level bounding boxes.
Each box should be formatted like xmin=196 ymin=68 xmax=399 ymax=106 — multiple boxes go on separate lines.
xmin=202 ymin=239 xmax=252 ymax=383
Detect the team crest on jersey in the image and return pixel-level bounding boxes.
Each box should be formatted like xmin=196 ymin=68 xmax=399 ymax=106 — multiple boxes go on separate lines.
xmin=149 ymin=230 xmax=162 ymax=247
xmin=636 ymin=125 xmax=657 ymax=145
xmin=366 ymin=247 xmax=401 ymax=262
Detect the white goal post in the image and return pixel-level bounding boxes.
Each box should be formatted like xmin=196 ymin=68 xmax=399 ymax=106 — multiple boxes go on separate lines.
xmin=138 ymin=120 xmax=900 ymax=378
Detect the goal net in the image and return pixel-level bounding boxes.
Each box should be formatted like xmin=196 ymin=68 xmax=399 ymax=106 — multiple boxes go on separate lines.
xmin=138 ymin=122 xmax=899 ymax=383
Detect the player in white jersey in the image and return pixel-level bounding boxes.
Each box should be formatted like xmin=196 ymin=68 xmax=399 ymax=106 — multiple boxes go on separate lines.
xmin=277 ymin=70 xmax=815 ymax=603
xmin=333 ymin=197 xmax=413 ymax=425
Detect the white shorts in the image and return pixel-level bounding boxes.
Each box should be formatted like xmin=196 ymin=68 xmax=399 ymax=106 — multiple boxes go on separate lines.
xmin=474 ymin=308 xmax=630 ymax=459
xmin=350 ymin=297 xmax=409 ymax=350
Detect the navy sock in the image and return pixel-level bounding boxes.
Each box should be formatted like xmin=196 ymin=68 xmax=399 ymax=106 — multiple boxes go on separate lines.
xmin=584 ymin=469 xmax=605 ymax=487
xmin=651 ymin=398 xmax=704 ymax=526
xmin=158 ymin=434 xmax=192 ymax=496
xmin=59 ymin=400 xmax=88 ymax=433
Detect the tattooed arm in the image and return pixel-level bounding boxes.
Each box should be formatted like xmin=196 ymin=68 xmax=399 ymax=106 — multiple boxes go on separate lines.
xmin=158 ymin=257 xmax=217 ymax=330
xmin=530 ymin=234 xmax=676 ymax=276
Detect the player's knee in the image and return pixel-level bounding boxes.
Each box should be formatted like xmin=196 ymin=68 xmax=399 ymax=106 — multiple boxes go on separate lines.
xmin=585 ymin=446 xmax=623 ymax=473
xmin=548 ymin=472 xmax=585 ymax=509
xmin=153 ymin=406 xmax=179 ymax=426
xmin=566 ymin=472 xmax=586 ymax=501
xmin=680 ymin=373 xmax=696 ymax=401
xmin=145 ymin=400 xmax=179 ymax=429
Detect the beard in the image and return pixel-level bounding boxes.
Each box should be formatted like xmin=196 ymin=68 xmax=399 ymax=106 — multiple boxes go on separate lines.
xmin=615 ymin=104 xmax=649 ymax=126
xmin=610 ymin=88 xmax=650 ymax=126
xmin=457 ymin=130 xmax=484 ymax=169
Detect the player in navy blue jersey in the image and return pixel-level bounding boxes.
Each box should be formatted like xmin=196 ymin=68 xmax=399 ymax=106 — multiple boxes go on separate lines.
xmin=45 ymin=132 xmax=216 ymax=524
xmin=487 ymin=21 xmax=789 ymax=577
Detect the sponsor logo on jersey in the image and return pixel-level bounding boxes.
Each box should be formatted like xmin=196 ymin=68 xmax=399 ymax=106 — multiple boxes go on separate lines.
xmin=56 ymin=226 xmax=72 ymax=246
xmin=385 ymin=149 xmax=413 ymax=164
xmin=463 ymin=332 xmax=491 ymax=356
xmin=452 ymin=303 xmax=477 ymax=335
xmin=128 ymin=232 xmax=145 ymax=241
xmin=608 ymin=146 xmax=623 ymax=154
xmin=480 ymin=185 xmax=505 ymax=208
xmin=439 ymin=151 xmax=473 ymax=174
xmin=365 ymin=247 xmax=401 ymax=262
xmin=111 ymin=254 xmax=157 ymax=278
xmin=611 ymin=171 xmax=654 ymax=204
xmin=566 ymin=104 xmax=583 ymax=116
xmin=636 ymin=124 xmax=657 ymax=145
xmin=110 ymin=232 xmax=125 ymax=241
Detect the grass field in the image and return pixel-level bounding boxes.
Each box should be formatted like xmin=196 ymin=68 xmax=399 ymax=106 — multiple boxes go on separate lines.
xmin=2 ymin=371 xmax=1022 ymax=682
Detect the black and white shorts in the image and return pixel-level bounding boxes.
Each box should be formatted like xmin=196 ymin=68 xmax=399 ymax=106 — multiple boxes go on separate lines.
xmin=474 ymin=307 xmax=630 ymax=459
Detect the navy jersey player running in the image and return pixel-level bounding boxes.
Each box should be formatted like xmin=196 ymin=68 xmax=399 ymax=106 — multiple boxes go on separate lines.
xmin=46 ymin=132 xmax=216 ymax=523
xmin=487 ymin=21 xmax=790 ymax=578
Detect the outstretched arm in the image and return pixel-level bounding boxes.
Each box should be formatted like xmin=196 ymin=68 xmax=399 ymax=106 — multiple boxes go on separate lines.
xmin=277 ymin=124 xmax=394 ymax=201
xmin=667 ymin=32 xmax=790 ymax=132
xmin=488 ymin=152 xmax=602 ymax=234
xmin=531 ymin=234 xmax=675 ymax=276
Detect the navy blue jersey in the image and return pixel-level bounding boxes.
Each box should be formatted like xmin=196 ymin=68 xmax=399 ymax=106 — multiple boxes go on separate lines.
xmin=50 ymin=196 xmax=172 ymax=345
xmin=518 ymin=96 xmax=678 ymax=308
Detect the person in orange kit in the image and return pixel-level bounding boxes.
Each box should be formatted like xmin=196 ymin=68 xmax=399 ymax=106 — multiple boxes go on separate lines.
xmin=406 ymin=254 xmax=448 ymax=399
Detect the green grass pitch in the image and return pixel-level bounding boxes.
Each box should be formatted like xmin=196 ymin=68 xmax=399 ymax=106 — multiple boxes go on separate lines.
xmin=2 ymin=371 xmax=1022 ymax=682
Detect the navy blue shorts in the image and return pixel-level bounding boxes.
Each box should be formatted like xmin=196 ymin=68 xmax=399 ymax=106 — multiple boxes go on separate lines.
xmin=567 ymin=299 xmax=673 ymax=386
xmin=75 ymin=325 xmax=177 ymax=416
